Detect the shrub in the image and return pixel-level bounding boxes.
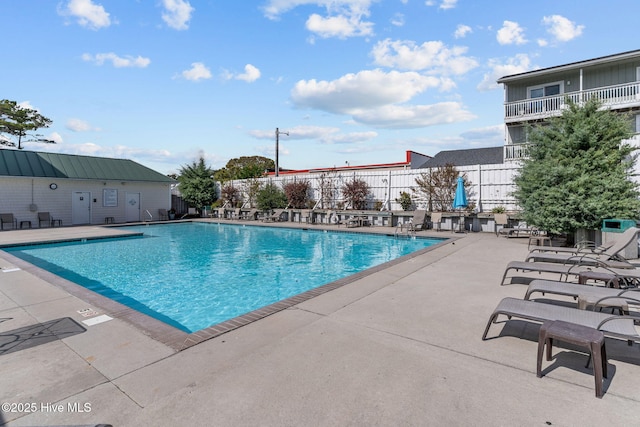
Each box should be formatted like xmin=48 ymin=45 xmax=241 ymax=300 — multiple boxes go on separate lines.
xmin=283 ymin=180 xmax=311 ymax=209
xmin=256 ymin=182 xmax=288 ymax=211
xmin=341 ymin=178 xmax=370 ymax=210
xmin=396 ymin=191 xmax=412 ymax=211
xmin=221 ymin=184 xmax=241 ymax=207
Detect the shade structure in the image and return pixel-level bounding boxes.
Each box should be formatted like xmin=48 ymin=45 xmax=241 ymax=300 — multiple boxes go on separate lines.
xmin=453 ymin=176 xmax=468 ymax=209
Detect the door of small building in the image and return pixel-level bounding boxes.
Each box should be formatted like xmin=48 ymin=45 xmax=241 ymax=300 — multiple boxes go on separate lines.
xmin=72 ymin=192 xmax=91 ymax=225
xmin=125 ymin=192 xmax=140 ymax=222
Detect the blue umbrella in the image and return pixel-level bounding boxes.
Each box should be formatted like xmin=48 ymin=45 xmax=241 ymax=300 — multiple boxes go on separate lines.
xmin=453 ymin=176 xmax=468 ymax=209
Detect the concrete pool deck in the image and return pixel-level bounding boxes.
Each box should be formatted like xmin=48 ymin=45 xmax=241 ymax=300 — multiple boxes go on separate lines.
xmin=1 ymin=221 xmax=639 ymax=426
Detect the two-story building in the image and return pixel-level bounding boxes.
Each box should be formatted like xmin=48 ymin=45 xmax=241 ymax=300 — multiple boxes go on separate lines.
xmin=497 ymin=49 xmax=640 ymax=163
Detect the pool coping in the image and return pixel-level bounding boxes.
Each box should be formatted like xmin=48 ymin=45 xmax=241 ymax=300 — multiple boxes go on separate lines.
xmin=1 ymin=221 xmax=457 ymax=351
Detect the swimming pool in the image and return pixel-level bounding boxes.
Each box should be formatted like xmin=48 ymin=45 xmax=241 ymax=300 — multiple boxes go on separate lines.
xmin=5 ymin=223 xmax=444 ymax=333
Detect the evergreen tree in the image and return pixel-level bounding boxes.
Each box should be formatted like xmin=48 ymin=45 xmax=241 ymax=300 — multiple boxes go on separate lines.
xmin=177 ymin=157 xmax=217 ymax=211
xmin=0 ymin=99 xmax=55 ymax=149
xmin=513 ymin=98 xmax=640 ymax=234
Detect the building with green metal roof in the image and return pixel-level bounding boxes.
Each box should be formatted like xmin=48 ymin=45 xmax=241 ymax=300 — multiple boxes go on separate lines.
xmin=0 ymin=149 xmax=176 ymax=228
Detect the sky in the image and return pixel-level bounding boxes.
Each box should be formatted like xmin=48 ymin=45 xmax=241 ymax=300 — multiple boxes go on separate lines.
xmin=2 ymin=0 xmax=640 ymax=175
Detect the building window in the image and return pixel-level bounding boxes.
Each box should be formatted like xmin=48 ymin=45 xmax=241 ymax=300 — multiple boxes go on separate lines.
xmin=528 ymin=81 xmax=563 ymax=98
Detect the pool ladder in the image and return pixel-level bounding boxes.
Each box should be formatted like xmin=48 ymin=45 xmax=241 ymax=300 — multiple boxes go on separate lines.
xmin=394 ymin=223 xmax=415 ymax=238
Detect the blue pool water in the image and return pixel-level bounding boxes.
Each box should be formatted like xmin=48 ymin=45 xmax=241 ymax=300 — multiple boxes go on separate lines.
xmin=5 ymin=223 xmax=444 ymax=332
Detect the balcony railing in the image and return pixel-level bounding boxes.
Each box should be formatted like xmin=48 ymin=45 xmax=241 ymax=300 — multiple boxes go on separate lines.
xmin=504 ymin=81 xmax=640 ymax=122
xmin=504 ymin=144 xmax=530 ymax=161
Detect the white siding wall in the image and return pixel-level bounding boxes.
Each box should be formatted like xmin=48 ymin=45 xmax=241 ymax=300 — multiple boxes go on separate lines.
xmin=229 ymin=163 xmax=520 ymax=212
xmin=0 ymin=177 xmax=172 ymax=226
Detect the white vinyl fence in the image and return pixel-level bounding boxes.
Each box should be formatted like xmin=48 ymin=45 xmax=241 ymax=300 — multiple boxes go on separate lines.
xmin=226 ymin=163 xmax=521 ymax=213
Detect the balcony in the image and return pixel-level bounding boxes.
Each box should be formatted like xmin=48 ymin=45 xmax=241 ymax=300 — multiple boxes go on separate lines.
xmin=504 ymin=81 xmax=640 ymax=123
xmin=504 ymin=144 xmax=530 ymax=161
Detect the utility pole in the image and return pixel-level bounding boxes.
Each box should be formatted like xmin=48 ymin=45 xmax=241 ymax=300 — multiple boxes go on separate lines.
xmin=275 ymin=127 xmax=288 ymax=177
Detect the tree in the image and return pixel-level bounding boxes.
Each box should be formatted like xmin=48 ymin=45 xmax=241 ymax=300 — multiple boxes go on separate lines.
xmin=220 ymin=184 xmax=242 ymax=207
xmin=341 ymin=178 xmax=370 ymax=210
xmin=256 ymin=181 xmax=288 ymax=211
xmin=283 ymin=180 xmax=311 ymax=209
xmin=0 ymin=100 xmax=55 ymax=149
xmin=214 ymin=156 xmax=274 ymax=182
xmin=413 ymin=164 xmax=470 ymax=212
xmin=513 ymin=98 xmax=640 ymax=234
xmin=177 ymin=157 xmax=217 ymax=211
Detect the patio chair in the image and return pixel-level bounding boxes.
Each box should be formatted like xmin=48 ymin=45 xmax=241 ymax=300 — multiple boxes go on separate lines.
xmin=158 ymin=209 xmax=168 ymax=220
xmin=300 ymin=209 xmax=314 ymax=224
xmin=242 ymin=208 xmax=258 ymax=220
xmin=407 ymin=210 xmax=427 ymax=232
xmin=0 ymin=213 xmax=18 ymax=230
xmin=38 ymin=212 xmax=62 ymax=227
xmin=263 ymin=208 xmax=286 ymax=222
xmin=494 ymin=213 xmax=511 ymax=237
xmin=430 ymin=212 xmax=443 ymax=231
xmin=482 ymin=297 xmax=640 ymax=343
xmin=525 ymin=227 xmax=639 ymax=267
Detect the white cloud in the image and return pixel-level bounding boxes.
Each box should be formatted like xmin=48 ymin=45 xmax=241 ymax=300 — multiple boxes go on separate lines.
xmin=305 ymin=11 xmax=373 ymax=38
xmin=454 ymin=24 xmax=472 ymax=39
xmin=47 ymin=132 xmax=64 ymax=144
xmin=161 ymin=0 xmax=195 ymax=30
xmin=249 ymin=125 xmax=377 ymax=145
xmin=477 ymin=54 xmax=535 ymax=91
xmin=66 ymin=118 xmax=100 ymax=132
xmin=291 ymin=69 xmax=475 ymax=128
xmin=542 ymin=15 xmax=584 ymax=42
xmin=222 ymin=64 xmax=262 ymax=82
xmin=58 ymin=0 xmax=111 ymax=30
xmin=237 ymin=64 xmax=262 ymax=82
xmin=496 ymin=20 xmax=527 ymax=45
xmin=263 ymin=0 xmax=375 ymax=39
xmin=292 ymin=69 xmax=446 ymax=112
xmin=371 ymin=39 xmax=478 ymax=75
xmin=425 ymin=0 xmax=456 ymax=9
xmin=179 ymin=62 xmax=212 ymax=81
xmin=459 ymin=124 xmax=504 ymax=146
xmin=439 ymin=0 xmax=457 ymax=10
xmin=353 ymin=103 xmax=475 ymax=128
xmin=391 ymin=13 xmax=405 ymax=27
xmin=82 ymin=53 xmax=151 ymax=68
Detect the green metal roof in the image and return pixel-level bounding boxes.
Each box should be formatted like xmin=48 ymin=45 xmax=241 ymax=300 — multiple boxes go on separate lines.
xmin=0 ymin=149 xmax=175 ymax=183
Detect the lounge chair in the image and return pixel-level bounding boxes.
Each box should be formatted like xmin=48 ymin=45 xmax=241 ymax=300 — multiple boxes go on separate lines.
xmin=526 ymin=227 xmax=638 ymax=267
xmin=430 ymin=212 xmax=443 ymax=231
xmin=38 ymin=212 xmax=62 ymax=227
xmin=528 ymin=240 xmax=615 ymax=255
xmin=524 ymin=279 xmax=640 ymax=304
xmin=494 ymin=213 xmax=511 ymax=237
xmin=300 ymin=209 xmax=314 ymax=224
xmin=482 ymin=297 xmax=640 ymax=343
xmin=0 ymin=213 xmax=17 ymax=230
xmin=406 ymin=210 xmax=427 ymax=232
xmin=500 ymin=260 xmax=640 ymax=286
xmin=263 ymin=208 xmax=286 ymax=222
xmin=242 ymin=208 xmax=258 ymax=220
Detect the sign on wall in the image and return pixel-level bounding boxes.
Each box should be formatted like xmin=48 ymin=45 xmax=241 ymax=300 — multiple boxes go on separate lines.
xmin=103 ymin=188 xmax=118 ymax=207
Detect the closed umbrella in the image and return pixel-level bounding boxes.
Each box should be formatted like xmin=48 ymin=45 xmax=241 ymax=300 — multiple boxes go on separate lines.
xmin=453 ymin=176 xmax=468 ymax=232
